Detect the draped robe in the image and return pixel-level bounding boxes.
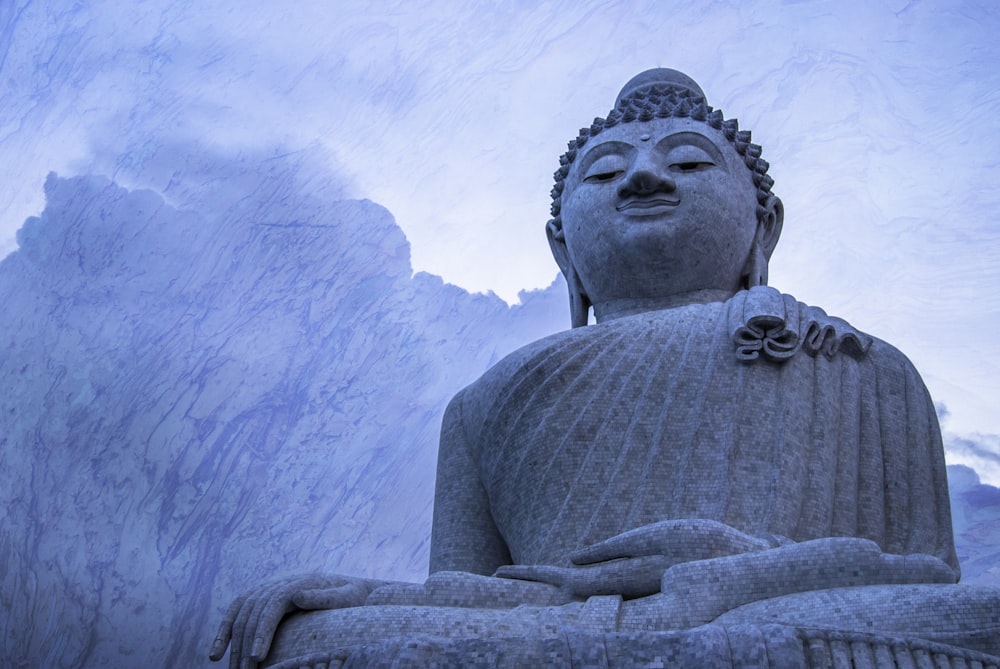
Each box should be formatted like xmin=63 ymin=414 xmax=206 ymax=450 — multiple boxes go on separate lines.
xmin=430 ymin=288 xmax=958 ymax=574
xmin=265 ymin=289 xmax=999 ymax=668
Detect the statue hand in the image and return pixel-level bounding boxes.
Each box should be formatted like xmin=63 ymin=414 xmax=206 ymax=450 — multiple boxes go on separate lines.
xmin=208 ymin=574 xmax=388 ymax=669
xmin=569 ymin=519 xmax=780 ymax=566
xmin=495 ymin=554 xmax=674 ymax=599
xmin=495 ymin=519 xmax=782 ymax=600
xmin=643 ymin=537 xmax=959 ymax=627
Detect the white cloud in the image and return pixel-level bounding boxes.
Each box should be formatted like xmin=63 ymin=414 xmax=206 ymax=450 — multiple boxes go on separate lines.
xmin=947 ymin=433 xmax=1000 ymax=489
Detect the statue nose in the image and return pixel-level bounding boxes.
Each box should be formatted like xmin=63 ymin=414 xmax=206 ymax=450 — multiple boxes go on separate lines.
xmin=618 ymin=168 xmax=675 ymax=198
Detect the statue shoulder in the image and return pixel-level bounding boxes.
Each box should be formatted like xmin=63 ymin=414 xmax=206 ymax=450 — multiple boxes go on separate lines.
xmin=734 ymin=286 xmax=929 ymax=385
xmin=446 ymin=288 xmax=931 ymax=440
xmin=730 ymin=287 xmax=875 ymax=363
xmin=448 ymin=327 xmax=584 ymax=437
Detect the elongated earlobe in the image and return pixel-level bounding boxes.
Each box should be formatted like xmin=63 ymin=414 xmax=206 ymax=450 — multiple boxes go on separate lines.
xmin=743 ymin=195 xmax=784 ymax=289
xmin=758 ymin=195 xmax=784 ymax=260
xmin=547 ymin=217 xmax=591 ymax=328
xmin=742 ymin=241 xmax=769 ymax=289
xmin=567 ymin=264 xmax=592 ymax=328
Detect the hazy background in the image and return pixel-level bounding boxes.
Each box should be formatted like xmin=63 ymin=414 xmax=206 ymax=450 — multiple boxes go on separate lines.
xmin=1 ymin=1 xmax=998 ymax=666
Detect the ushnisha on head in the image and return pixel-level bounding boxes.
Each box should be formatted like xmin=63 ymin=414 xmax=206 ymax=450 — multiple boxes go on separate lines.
xmin=547 ymin=68 xmax=784 ymax=327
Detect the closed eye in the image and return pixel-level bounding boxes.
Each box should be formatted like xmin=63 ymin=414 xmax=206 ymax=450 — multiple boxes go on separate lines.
xmin=584 ymin=170 xmax=625 ymax=183
xmin=671 ymin=161 xmax=714 ymax=172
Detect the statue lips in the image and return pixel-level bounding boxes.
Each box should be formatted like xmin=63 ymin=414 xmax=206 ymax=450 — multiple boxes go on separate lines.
xmin=615 ymin=197 xmax=680 ymax=216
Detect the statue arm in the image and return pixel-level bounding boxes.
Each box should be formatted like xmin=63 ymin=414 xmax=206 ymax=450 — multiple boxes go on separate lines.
xmin=619 ymin=537 xmax=958 ymax=630
xmin=496 ymin=519 xmax=956 ymax=605
xmin=496 ymin=519 xmax=780 ymax=599
xmin=429 ymin=389 xmax=513 ymax=575
xmin=868 ymin=339 xmax=959 ymax=575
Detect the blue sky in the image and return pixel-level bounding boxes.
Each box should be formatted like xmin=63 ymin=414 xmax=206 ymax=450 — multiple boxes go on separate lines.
xmin=2 ymin=0 xmax=999 ymax=467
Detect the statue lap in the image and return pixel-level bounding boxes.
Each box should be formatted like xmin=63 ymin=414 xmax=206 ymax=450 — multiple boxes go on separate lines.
xmin=265 ymin=619 xmax=1000 ymax=669
xmin=262 ymin=580 xmax=1000 ymax=667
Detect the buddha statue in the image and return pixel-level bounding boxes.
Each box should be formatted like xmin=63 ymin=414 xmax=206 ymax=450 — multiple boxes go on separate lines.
xmin=210 ymin=69 xmax=1000 ymax=668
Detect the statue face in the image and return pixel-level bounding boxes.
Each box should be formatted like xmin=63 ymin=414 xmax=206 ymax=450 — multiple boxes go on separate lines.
xmin=560 ymin=116 xmax=761 ymax=307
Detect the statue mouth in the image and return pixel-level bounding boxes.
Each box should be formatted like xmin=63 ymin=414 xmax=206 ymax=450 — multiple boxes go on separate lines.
xmin=616 ymin=198 xmax=680 ymax=214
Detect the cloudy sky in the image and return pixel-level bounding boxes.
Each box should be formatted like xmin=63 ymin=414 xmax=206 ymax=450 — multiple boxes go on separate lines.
xmin=2 ymin=0 xmax=999 ymax=467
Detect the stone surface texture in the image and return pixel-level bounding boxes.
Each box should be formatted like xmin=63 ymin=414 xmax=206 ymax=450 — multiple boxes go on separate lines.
xmin=240 ymin=71 xmax=1000 ymax=667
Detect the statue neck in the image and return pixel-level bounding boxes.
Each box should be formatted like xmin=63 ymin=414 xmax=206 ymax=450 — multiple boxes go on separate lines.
xmin=593 ymin=289 xmax=735 ymax=323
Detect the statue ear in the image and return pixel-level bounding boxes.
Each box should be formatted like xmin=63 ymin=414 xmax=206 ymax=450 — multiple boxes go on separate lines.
xmin=743 ymin=196 xmax=784 ymax=289
xmin=545 ymin=218 xmax=571 ymax=274
xmin=757 ymin=195 xmax=783 ymax=260
xmin=546 ymin=218 xmax=591 ymax=328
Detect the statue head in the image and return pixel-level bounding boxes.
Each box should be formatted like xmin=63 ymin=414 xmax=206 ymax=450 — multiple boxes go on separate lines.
xmin=547 ymin=69 xmax=784 ymax=327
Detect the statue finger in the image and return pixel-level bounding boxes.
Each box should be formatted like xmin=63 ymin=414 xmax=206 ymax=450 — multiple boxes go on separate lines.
xmin=228 ymin=593 xmax=258 ymax=669
xmin=494 ymin=564 xmax=569 ymax=587
xmin=568 ymin=519 xmax=723 ymax=564
xmin=233 ymin=596 xmax=262 ymax=669
xmin=900 ymin=552 xmax=959 ymax=584
xmin=574 ymin=555 xmax=672 ymax=599
xmin=570 ymin=525 xmax=668 ymax=564
xmin=248 ymin=589 xmax=300 ymax=661
xmin=571 ymin=539 xmax=635 ymax=565
xmin=236 ymin=581 xmax=289 ymax=669
xmin=700 ymin=526 xmax=771 ymax=555
xmin=211 ymin=576 xmax=329 ymax=665
xmin=241 ymin=576 xmax=345 ymax=662
xmin=570 ymin=520 xmax=772 ymax=566
xmin=209 ymin=592 xmax=248 ymax=661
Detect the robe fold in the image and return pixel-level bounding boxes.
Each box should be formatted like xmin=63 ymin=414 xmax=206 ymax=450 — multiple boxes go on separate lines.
xmin=432 ymin=289 xmax=957 ymax=573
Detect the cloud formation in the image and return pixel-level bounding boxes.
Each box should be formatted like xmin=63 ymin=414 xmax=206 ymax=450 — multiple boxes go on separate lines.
xmin=0 ymin=152 xmax=568 ymax=666
xmin=948 ymin=465 xmax=1000 ymax=585
xmin=3 ymin=2 xmax=999 ymax=439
